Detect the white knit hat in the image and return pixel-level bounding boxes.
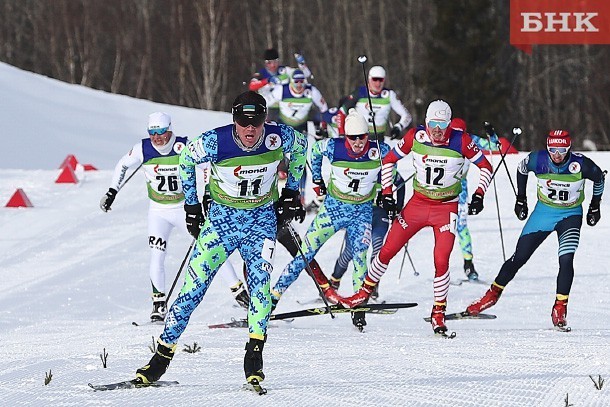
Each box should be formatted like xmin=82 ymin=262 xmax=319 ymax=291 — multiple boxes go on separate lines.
xmin=148 ymin=112 xmax=172 ymax=131
xmin=344 ymin=108 xmax=368 ymax=135
xmin=425 ymin=100 xmax=452 ymax=122
xmin=368 ymin=65 xmax=386 ymax=79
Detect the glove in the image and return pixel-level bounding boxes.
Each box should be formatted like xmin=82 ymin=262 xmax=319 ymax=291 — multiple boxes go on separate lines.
xmin=379 ymin=193 xmax=397 ymax=220
xmin=202 ymin=194 xmax=212 ymax=216
xmin=275 ymin=188 xmax=305 ymax=225
xmin=100 ymin=188 xmax=118 ymax=212
xmin=484 ymin=122 xmax=496 ymax=137
xmin=185 ymin=203 xmax=203 ymax=238
xmin=294 ymin=53 xmax=306 ymax=65
xmin=268 ymin=75 xmax=281 ymax=85
xmin=514 ymin=195 xmax=528 ymax=220
xmin=312 ymin=179 xmax=327 ymax=197
xmin=339 ymin=280 xmax=376 ymax=308
xmin=587 ymin=197 xmax=601 ymax=226
xmin=468 ymin=193 xmax=484 ymax=215
xmin=390 ymin=124 xmax=403 ymax=140
xmin=315 ymin=122 xmax=328 ymax=140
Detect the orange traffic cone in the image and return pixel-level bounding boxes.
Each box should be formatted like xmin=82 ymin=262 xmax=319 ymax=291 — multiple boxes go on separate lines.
xmin=55 ymin=165 xmax=79 ymax=183
xmin=5 ymin=188 xmax=33 ymax=207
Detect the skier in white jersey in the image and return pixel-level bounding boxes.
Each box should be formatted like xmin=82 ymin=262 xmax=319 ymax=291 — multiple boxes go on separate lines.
xmin=100 ymin=112 xmax=248 ymax=322
xmin=337 ymin=65 xmax=412 ymax=139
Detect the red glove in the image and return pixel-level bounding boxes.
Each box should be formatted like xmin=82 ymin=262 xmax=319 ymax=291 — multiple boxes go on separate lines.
xmin=248 ymin=77 xmax=269 ymax=91
xmin=339 ymin=280 xmax=376 ymax=308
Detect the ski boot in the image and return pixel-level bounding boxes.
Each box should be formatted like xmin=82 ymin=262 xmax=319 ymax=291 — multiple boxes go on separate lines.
xmin=466 ymin=283 xmax=503 ymax=315
xmin=351 ymin=310 xmax=367 ymax=332
xmin=135 ymin=340 xmax=176 ymax=384
xmin=150 ymin=293 xmax=167 ymax=322
xmin=244 ymin=338 xmax=265 ymax=383
xmin=430 ymin=303 xmax=447 ymax=334
xmin=231 ymin=281 xmax=250 ymax=310
xmin=464 ymin=259 xmax=478 ymax=281
xmin=551 ymin=297 xmax=568 ymax=328
xmin=370 ymin=283 xmax=380 ymax=301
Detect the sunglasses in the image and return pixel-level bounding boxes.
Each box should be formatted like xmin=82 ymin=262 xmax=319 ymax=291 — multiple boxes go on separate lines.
xmin=548 ymin=147 xmax=569 ymax=154
xmin=346 ymin=134 xmax=367 ymax=140
xmin=370 ymin=77 xmax=384 ymax=82
xmin=293 ymin=79 xmax=305 ymax=84
xmin=427 ymin=120 xmax=450 ymax=129
xmin=148 ymin=127 xmax=169 ymax=136
xmin=235 ymin=114 xmax=266 ymax=128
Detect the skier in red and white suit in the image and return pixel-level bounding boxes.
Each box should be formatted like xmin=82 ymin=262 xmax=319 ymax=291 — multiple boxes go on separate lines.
xmin=340 ymin=100 xmax=493 ymax=334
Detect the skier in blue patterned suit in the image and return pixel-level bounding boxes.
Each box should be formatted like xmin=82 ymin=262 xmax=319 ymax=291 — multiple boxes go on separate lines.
xmin=271 ymin=108 xmax=391 ymax=330
xmin=467 ymin=130 xmax=605 ymax=329
xmin=99 ymin=112 xmax=248 ymax=322
xmin=134 ymin=92 xmax=307 ymax=388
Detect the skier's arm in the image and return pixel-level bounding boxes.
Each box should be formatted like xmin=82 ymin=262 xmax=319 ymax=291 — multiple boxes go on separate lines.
xmin=516 ymin=152 xmax=536 ymax=197
xmin=389 ymin=90 xmax=412 ymax=131
xmin=180 ymin=131 xmax=215 ymax=205
xmin=582 ymin=156 xmax=605 ymax=201
xmin=462 ymin=133 xmax=492 ymax=196
xmin=311 ymin=87 xmax=328 ymax=114
xmin=310 ymin=138 xmax=331 ymax=181
xmin=109 ymin=142 xmax=143 ymax=191
xmin=381 ymin=128 xmax=415 ymax=194
xmin=280 ymin=125 xmax=307 ymax=192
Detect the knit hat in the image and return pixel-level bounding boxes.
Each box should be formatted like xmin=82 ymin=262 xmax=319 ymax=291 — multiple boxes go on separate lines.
xmin=547 ymin=130 xmax=571 ymax=149
xmin=344 ymin=108 xmax=368 ymax=135
xmin=426 ymin=100 xmax=452 ymax=122
xmin=368 ymin=66 xmax=386 ymax=79
xmin=292 ymin=69 xmax=306 ymax=81
xmin=264 ymin=48 xmax=279 ymax=60
xmin=148 ymin=112 xmax=172 ymax=131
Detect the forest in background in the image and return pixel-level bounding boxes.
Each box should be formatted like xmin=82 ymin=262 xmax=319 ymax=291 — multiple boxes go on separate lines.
xmin=1 ymin=0 xmax=608 ymax=150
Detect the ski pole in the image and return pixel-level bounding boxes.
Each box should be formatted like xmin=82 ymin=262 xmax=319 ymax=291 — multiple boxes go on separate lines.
xmin=405 ymin=244 xmax=419 ymax=276
xmin=484 ymin=122 xmax=517 ymax=197
xmin=118 ymin=164 xmax=142 ymax=191
xmin=486 ymin=143 xmax=506 ymax=261
xmin=165 ymin=238 xmax=196 ymax=307
xmin=357 ymin=55 xmax=384 ymax=170
xmin=488 ymin=127 xmax=522 ymax=185
xmin=285 ymin=223 xmax=335 ymax=318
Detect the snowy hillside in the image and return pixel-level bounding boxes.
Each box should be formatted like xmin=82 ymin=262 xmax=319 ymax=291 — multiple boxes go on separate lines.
xmin=1 ymin=63 xmax=609 ymax=406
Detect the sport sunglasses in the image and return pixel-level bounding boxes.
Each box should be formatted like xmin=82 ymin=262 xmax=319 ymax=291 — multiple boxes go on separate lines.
xmin=148 ymin=127 xmax=169 ymax=136
xmin=427 ymin=120 xmax=450 ymax=129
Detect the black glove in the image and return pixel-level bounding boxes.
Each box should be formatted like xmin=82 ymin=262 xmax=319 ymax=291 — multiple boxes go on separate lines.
xmin=185 ymin=203 xmax=203 ymax=238
xmin=315 ymin=122 xmax=328 ymax=140
xmin=514 ymin=195 xmax=528 ymax=220
xmin=275 ymin=188 xmax=305 ymax=225
xmin=587 ymin=197 xmax=601 ymax=226
xmin=379 ymin=193 xmax=397 ymax=220
xmin=312 ymin=179 xmax=327 ymax=197
xmin=484 ymin=121 xmax=496 ymax=137
xmin=468 ymin=193 xmax=484 ymax=215
xmin=100 ymin=188 xmax=118 ymax=212
xmin=390 ymin=125 xmax=403 ymax=140
xmin=202 ymin=194 xmax=212 ymax=216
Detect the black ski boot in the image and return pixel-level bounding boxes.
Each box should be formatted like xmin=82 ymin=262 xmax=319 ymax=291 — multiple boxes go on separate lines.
xmin=351 ymin=310 xmax=367 ymax=332
xmin=464 ymin=259 xmax=478 ymax=281
xmin=231 ymin=281 xmax=250 ymax=310
xmin=135 ymin=340 xmax=176 ymax=384
xmin=150 ymin=293 xmax=167 ymax=322
xmin=244 ymin=338 xmax=265 ymax=383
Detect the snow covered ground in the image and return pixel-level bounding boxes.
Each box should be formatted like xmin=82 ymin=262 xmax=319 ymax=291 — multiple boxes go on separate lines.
xmin=1 ymin=62 xmax=609 ymax=406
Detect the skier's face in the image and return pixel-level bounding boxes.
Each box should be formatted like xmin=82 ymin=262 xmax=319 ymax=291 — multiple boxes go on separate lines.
xmin=265 ymin=59 xmax=279 ymax=74
xmin=548 ymin=148 xmax=569 ymax=164
xmin=291 ymin=79 xmax=305 ymax=94
xmin=368 ymin=76 xmax=384 ymax=94
xmin=235 ymin=121 xmax=264 ymax=148
xmin=149 ymin=130 xmax=172 ymax=147
xmin=426 ymin=120 xmax=450 ymax=145
xmin=346 ymin=133 xmax=368 ymax=154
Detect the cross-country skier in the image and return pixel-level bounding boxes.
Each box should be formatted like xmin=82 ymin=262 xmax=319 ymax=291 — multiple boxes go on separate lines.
xmin=337 ymin=65 xmax=412 ymax=140
xmin=249 ymin=48 xmax=312 ymax=122
xmin=271 ymin=108 xmax=391 ymax=330
xmin=99 ymin=112 xmax=249 ymax=322
xmin=338 ymin=100 xmax=492 ymax=336
xmin=466 ymin=130 xmax=605 ymax=329
xmin=133 ymin=92 xmax=306 ymax=389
